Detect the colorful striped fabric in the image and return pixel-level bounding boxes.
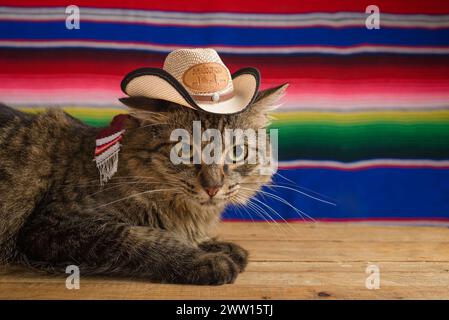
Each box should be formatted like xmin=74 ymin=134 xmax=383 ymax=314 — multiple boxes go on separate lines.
xmin=1 ymin=1 xmax=448 ymax=225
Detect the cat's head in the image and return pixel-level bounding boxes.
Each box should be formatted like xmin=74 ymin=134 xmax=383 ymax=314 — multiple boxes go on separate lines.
xmin=119 ymin=84 xmax=287 ymax=209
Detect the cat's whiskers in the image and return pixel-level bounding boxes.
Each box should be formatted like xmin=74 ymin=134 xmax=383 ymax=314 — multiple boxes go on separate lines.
xmin=86 ymin=181 xmax=180 ymax=197
xmin=68 ymin=178 xmax=167 ymax=189
xmin=233 ymin=194 xmax=287 ymax=240
xmin=273 ymin=171 xmax=337 ymax=205
xmin=249 ymin=196 xmax=297 ymax=234
xmin=72 ymin=174 xmax=181 ymax=186
xmin=131 ymin=110 xmax=170 ymax=117
xmin=232 ymin=204 xmax=250 ymax=222
xmin=239 ymin=187 xmax=316 ymax=222
xmin=91 ymin=188 xmax=178 ymax=210
xmin=245 ymin=198 xmax=290 ymax=239
xmin=130 ymin=110 xmax=170 ymax=119
xmin=265 ymin=185 xmax=336 ymax=206
xmin=128 ymin=122 xmax=169 ymax=132
xmin=239 ymin=180 xmax=335 ymax=207
xmin=235 ymin=200 xmax=256 ymax=224
xmin=61 ymin=176 xmax=161 ymax=188
xmin=233 ymin=194 xmax=268 ymax=223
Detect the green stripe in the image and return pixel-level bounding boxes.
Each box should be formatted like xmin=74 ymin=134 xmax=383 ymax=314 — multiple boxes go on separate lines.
xmin=273 ymin=123 xmax=449 ymax=161
xmin=82 ymin=118 xmax=112 ymax=127
xmin=22 ymin=109 xmax=449 ymax=161
xmin=81 ymin=116 xmax=449 ymax=161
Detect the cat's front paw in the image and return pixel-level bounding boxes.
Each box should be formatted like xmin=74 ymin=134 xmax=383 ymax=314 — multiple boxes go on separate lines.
xmin=199 ymin=241 xmax=249 ymax=272
xmin=187 ymin=252 xmax=239 ymax=285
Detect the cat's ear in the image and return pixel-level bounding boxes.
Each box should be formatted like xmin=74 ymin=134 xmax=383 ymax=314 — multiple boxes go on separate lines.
xmin=243 ymin=83 xmax=288 ymax=124
xmin=119 ymin=96 xmax=172 ymax=128
xmin=253 ymin=83 xmax=289 ymax=111
xmin=119 ymin=96 xmax=170 ymax=113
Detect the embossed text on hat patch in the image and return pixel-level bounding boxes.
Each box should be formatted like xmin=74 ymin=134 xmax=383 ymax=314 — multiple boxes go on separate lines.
xmin=183 ymin=62 xmax=229 ymax=93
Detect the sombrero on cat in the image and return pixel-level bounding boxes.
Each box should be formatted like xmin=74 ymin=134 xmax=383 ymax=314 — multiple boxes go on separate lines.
xmin=95 ymin=48 xmax=261 ymax=185
xmin=120 ymin=48 xmax=260 ymax=115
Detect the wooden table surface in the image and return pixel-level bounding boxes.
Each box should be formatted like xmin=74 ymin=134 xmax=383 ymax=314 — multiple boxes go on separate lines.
xmin=1 ymin=222 xmax=448 ymax=299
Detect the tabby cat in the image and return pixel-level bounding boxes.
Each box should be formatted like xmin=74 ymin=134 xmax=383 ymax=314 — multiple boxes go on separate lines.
xmin=0 ymin=84 xmax=286 ymax=285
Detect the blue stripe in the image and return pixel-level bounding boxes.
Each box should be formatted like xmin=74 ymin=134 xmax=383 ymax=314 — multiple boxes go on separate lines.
xmin=1 ymin=21 xmax=449 ymax=46
xmin=222 ymin=168 xmax=449 ymax=221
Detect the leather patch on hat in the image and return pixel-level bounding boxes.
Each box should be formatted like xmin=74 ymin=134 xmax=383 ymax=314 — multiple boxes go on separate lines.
xmin=183 ymin=63 xmax=229 ymax=93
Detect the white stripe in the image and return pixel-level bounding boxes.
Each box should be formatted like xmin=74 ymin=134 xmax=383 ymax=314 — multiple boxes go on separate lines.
xmin=6 ymin=15 xmax=449 ymax=28
xmin=94 ymin=141 xmax=121 ymax=162
xmin=278 ymin=159 xmax=449 ymax=169
xmin=1 ymin=7 xmax=449 ymax=28
xmin=2 ymin=40 xmax=449 ymax=55
xmin=96 ymin=130 xmax=124 ymax=146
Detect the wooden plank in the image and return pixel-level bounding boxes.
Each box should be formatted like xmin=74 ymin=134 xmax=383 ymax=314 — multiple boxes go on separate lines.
xmin=0 ymin=222 xmax=448 ymax=299
xmin=247 ymin=261 xmax=449 ymax=273
xmin=217 ymin=222 xmax=449 ymax=242
xmin=2 ymin=263 xmax=448 ymax=291
xmin=237 ymin=240 xmax=449 ymax=262
xmin=2 ymin=261 xmax=448 ymax=277
xmin=1 ymin=281 xmax=449 ymax=300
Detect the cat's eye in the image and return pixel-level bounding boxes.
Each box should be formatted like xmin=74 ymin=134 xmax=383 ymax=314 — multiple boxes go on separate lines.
xmin=173 ymin=141 xmax=194 ymax=162
xmin=227 ymin=144 xmax=248 ymax=163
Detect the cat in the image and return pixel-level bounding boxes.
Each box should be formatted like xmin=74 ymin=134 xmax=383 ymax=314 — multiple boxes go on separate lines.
xmin=0 ymin=84 xmax=286 ymax=285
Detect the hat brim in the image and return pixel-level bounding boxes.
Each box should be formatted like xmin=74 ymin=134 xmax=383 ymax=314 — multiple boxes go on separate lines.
xmin=121 ymin=67 xmax=260 ymax=115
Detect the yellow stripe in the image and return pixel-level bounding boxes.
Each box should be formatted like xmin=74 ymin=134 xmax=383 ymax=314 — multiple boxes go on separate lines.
xmin=20 ymin=107 xmax=126 ymax=120
xmin=273 ymin=110 xmax=449 ymax=123
xmin=19 ymin=107 xmax=449 ymax=123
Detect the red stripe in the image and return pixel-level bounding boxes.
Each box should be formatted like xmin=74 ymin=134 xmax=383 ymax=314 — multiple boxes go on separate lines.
xmin=2 ymin=50 xmax=449 ymax=81
xmin=1 ymin=0 xmax=449 ymax=14
xmin=4 ymin=78 xmax=448 ymax=99
xmin=2 ymin=50 xmax=449 ymax=107
xmin=95 ymin=135 xmax=122 ymax=156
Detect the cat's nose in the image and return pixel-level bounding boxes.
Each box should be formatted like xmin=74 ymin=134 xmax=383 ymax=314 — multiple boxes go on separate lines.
xmin=204 ymin=186 xmax=221 ymax=198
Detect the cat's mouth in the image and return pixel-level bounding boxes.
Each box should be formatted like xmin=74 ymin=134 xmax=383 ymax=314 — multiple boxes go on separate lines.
xmin=191 ymin=193 xmax=236 ymax=206
xmin=178 ymin=181 xmax=240 ymax=206
xmin=199 ymin=198 xmax=220 ymax=206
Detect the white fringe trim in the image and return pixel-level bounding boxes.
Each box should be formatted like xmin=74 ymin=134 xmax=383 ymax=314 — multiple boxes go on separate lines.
xmin=94 ymin=142 xmax=121 ymax=186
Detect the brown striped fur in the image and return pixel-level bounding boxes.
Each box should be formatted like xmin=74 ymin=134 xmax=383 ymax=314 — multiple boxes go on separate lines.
xmin=0 ymin=84 xmax=287 ymax=285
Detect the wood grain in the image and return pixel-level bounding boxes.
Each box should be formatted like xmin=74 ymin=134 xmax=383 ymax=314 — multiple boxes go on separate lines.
xmin=0 ymin=222 xmax=448 ymax=299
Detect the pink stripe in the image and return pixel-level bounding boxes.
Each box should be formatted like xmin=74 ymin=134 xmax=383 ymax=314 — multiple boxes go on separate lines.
xmin=3 ymin=76 xmax=449 ymax=109
xmin=279 ymin=164 xmax=449 ymax=171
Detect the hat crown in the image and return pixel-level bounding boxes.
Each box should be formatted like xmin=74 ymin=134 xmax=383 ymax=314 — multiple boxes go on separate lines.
xmin=163 ymin=48 xmax=233 ymax=96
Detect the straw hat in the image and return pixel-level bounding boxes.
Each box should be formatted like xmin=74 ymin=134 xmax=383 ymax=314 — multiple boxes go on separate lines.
xmin=120 ymin=48 xmax=260 ymax=114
